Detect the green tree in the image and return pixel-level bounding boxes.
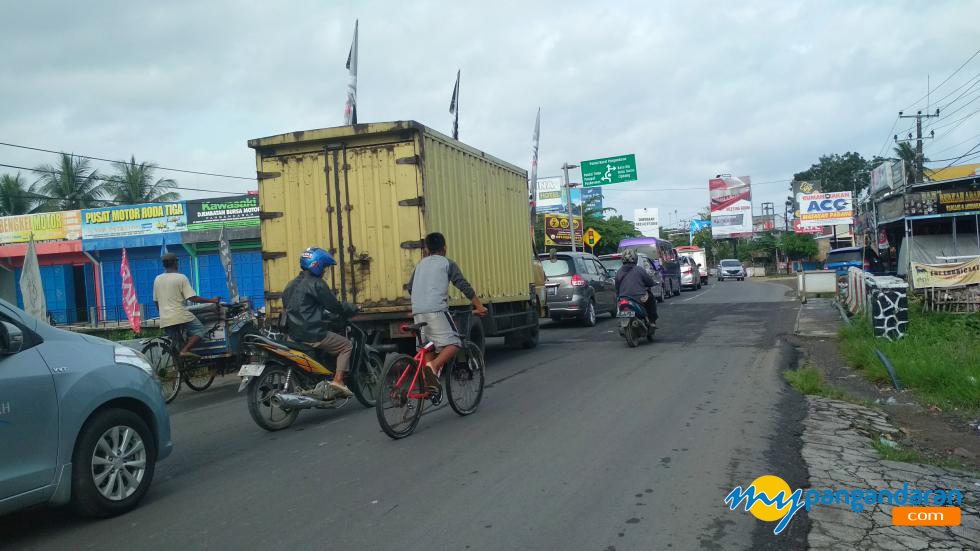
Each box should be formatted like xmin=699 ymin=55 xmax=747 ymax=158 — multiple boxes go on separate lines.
xmin=588 ymin=214 xmax=640 ymax=255
xmin=893 ymin=142 xmax=924 ymax=184
xmin=34 ymin=153 xmax=106 ymax=210
xmin=793 ymin=152 xmax=875 ymax=195
xmin=0 ymin=173 xmax=42 ymax=216
xmin=106 ymin=155 xmax=180 ymax=204
xmin=779 ymin=232 xmax=818 ymax=260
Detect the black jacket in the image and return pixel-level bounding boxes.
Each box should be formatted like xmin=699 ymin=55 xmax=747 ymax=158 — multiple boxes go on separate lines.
xmin=615 ymin=263 xmax=655 ymax=300
xmin=281 ymin=272 xmax=346 ymax=343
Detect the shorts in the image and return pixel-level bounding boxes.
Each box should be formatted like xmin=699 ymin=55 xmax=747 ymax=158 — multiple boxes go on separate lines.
xmin=413 ymin=311 xmax=463 ymax=350
xmin=165 ymin=317 xmax=205 ymax=342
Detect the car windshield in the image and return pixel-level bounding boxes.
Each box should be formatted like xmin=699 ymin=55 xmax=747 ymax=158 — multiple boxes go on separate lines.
xmin=721 ymin=260 xmax=741 ymax=267
xmin=541 ymin=258 xmax=574 ymax=277
xmin=600 ymin=258 xmax=623 ymax=273
xmin=827 ymin=250 xmax=863 ymax=263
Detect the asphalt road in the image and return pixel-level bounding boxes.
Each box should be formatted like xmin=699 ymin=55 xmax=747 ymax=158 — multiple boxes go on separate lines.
xmin=1 ymin=279 xmax=807 ymax=551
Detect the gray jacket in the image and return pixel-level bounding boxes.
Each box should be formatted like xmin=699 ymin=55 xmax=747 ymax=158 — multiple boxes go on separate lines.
xmin=407 ymin=255 xmax=475 ymax=314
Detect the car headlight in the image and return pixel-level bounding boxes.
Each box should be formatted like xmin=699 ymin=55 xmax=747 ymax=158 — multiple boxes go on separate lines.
xmin=115 ymin=346 xmax=154 ymax=377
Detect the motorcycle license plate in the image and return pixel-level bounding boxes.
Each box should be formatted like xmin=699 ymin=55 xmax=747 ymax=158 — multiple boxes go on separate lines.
xmin=238 ymin=363 xmax=265 ymax=377
xmin=617 ymin=310 xmax=635 ymax=318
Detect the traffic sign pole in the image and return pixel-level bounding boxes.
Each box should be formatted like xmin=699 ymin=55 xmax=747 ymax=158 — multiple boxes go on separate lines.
xmin=562 ymin=162 xmax=579 ymax=252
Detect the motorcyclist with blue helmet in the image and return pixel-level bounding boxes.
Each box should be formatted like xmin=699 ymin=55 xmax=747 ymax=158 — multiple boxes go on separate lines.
xmin=281 ymin=247 xmax=357 ymax=397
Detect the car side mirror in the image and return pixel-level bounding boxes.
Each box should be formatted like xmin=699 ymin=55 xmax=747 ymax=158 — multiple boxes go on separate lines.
xmin=0 ymin=321 xmax=24 ymax=355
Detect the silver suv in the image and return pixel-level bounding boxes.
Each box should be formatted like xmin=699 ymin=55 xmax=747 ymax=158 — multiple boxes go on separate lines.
xmin=539 ymin=252 xmax=617 ymax=326
xmin=717 ymin=259 xmax=746 ymax=281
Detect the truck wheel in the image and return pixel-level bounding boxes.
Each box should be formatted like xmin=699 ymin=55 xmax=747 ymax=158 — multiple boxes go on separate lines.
xmin=467 ymin=320 xmax=486 ymax=357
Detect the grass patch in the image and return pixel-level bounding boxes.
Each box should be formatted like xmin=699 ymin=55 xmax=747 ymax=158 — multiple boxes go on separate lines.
xmin=872 ymin=437 xmax=979 ymax=474
xmin=784 ymin=367 xmax=848 ymax=400
xmin=839 ymin=308 xmax=980 ymax=411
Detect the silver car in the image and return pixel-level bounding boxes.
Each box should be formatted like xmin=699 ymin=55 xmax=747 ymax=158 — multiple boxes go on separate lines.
xmin=0 ymin=299 xmax=173 ymax=518
xmin=717 ymin=259 xmax=746 ymax=281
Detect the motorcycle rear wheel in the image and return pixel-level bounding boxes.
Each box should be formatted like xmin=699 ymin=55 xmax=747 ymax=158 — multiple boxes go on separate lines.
xmin=352 ymin=351 xmax=383 ymax=408
xmin=624 ymin=320 xmax=640 ymax=348
xmin=247 ymin=363 xmax=299 ymax=431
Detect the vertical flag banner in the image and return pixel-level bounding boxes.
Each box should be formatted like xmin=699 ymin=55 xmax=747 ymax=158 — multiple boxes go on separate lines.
xmin=161 ymin=239 xmax=169 ymax=257
xmin=529 ymin=108 xmax=541 ymax=225
xmin=218 ymin=227 xmax=239 ymax=303
xmin=344 ymin=20 xmax=359 ymax=125
xmin=120 ymin=248 xmax=141 ymax=334
xmin=20 ymin=237 xmax=47 ymax=322
xmin=449 ymin=69 xmax=460 ymax=140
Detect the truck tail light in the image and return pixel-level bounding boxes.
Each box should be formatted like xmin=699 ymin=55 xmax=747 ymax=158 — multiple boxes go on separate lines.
xmin=571 ymin=274 xmax=587 ymax=287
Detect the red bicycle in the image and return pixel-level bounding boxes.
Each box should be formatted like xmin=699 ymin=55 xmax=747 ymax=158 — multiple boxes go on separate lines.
xmin=375 ymin=321 xmax=485 ymax=439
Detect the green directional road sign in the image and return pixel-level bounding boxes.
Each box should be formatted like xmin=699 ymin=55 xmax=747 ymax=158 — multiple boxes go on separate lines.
xmin=581 ymin=154 xmax=638 ymax=187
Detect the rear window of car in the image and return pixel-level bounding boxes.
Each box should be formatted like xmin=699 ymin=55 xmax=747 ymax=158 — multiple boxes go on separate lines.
xmin=542 ymin=258 xmax=574 ymax=277
xmin=721 ymin=260 xmax=741 ymax=267
xmin=827 ymin=250 xmax=862 ymax=263
xmin=600 ymin=258 xmax=623 ymax=273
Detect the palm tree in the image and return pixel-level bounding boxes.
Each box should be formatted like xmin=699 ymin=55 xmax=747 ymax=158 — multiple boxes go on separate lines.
xmin=893 ymin=142 xmax=926 ymax=184
xmin=34 ymin=154 xmax=106 ymax=210
xmin=106 ymin=155 xmax=180 ymax=204
xmin=0 ymin=173 xmax=42 ymax=216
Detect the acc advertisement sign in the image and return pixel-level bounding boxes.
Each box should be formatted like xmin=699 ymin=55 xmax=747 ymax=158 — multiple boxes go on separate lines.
xmin=544 ymin=213 xmax=583 ymax=247
xmin=0 ymin=210 xmax=81 ymax=245
xmin=535 ymin=177 xmax=565 ymax=213
xmin=709 ymin=176 xmax=753 ymax=238
xmin=186 ymin=195 xmax=260 ymax=231
xmin=82 ymin=202 xmax=187 ymax=239
xmin=912 ymin=259 xmax=980 ymax=288
xmin=798 ymin=192 xmax=853 ymax=227
xmin=634 ymin=208 xmax=660 ymax=237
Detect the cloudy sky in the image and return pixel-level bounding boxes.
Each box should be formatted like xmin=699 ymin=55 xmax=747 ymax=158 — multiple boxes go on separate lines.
xmin=2 ymin=0 xmax=979 ymax=228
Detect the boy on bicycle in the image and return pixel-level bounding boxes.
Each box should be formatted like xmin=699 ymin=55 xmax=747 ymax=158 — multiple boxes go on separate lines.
xmin=153 ymin=253 xmax=220 ymax=359
xmin=407 ymin=232 xmax=487 ymax=393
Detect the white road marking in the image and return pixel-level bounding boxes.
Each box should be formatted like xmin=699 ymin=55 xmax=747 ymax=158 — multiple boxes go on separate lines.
xmin=679 ymin=283 xmax=715 ymax=302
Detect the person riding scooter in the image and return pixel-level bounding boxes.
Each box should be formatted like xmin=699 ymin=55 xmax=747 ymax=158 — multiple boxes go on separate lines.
xmin=614 ymin=248 xmax=658 ymax=329
xmin=281 ymin=247 xmax=358 ymax=398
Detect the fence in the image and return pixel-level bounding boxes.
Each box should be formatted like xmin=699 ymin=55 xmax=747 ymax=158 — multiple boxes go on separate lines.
xmin=923 ymin=285 xmax=980 ymax=313
xmin=42 ymin=294 xmax=267 ymax=333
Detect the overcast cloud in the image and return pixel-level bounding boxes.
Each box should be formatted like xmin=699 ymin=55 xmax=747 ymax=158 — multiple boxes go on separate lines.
xmin=2 ymin=0 xmax=979 ymax=227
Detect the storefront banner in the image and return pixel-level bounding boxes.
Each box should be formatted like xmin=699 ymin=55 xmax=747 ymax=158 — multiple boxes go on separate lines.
xmin=186 ymin=195 xmax=260 ymax=231
xmin=81 ymin=202 xmax=187 ymax=239
xmin=0 ymin=210 xmax=81 ymax=245
xmin=906 ymin=187 xmax=980 ymax=217
xmin=911 ymin=258 xmax=980 ymax=288
xmin=798 ymin=191 xmax=853 ymax=227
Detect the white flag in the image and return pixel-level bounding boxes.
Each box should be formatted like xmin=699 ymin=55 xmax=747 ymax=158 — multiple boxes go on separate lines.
xmin=20 ymin=237 xmax=47 ymax=322
xmin=344 ymin=20 xmax=359 ymax=125
xmin=449 ymin=69 xmax=460 ymax=139
xmin=529 ymin=107 xmax=540 ymax=213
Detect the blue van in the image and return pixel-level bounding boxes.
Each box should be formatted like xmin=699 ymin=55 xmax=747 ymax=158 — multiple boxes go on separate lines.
xmin=618 ymin=237 xmax=682 ymax=297
xmin=824 ymin=246 xmax=884 ymax=278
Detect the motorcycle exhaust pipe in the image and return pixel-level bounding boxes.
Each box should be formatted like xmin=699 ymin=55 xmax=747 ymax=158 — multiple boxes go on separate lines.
xmin=271 ymin=393 xmax=325 ymax=410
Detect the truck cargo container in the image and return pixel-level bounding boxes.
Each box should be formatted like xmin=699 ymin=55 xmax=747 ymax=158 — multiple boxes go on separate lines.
xmin=249 ymin=121 xmax=544 ymax=351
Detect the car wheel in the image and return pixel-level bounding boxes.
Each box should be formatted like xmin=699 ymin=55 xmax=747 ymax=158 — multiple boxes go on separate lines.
xmin=580 ymin=300 xmax=597 ymax=327
xmin=71 ymin=408 xmax=157 ymax=518
xmin=718 ymin=277 xmax=723 ymax=282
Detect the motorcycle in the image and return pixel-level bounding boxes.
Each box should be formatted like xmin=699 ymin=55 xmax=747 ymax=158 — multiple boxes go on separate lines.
xmin=617 ymin=295 xmax=655 ymax=348
xmin=238 ymin=311 xmax=384 ymax=431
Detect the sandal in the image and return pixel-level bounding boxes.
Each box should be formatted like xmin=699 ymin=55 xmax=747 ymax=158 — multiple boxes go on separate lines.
xmin=421 ymin=365 xmax=443 ymax=396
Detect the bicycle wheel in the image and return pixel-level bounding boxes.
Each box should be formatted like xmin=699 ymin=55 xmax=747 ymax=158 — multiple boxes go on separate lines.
xmin=142 ymin=340 xmax=181 ymax=404
xmin=446 ymin=342 xmax=484 ymax=416
xmin=183 ymin=363 xmax=216 ymax=391
xmin=375 ymin=354 xmax=424 ymax=439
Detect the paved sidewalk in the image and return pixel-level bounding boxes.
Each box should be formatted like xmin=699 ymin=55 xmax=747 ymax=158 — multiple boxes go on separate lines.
xmin=795 ymin=297 xmax=842 ymax=338
xmin=803 ymin=396 xmax=980 ymax=549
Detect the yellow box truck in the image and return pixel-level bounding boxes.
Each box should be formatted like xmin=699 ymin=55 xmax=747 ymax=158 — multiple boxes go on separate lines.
xmin=248 ymin=121 xmax=544 ymax=351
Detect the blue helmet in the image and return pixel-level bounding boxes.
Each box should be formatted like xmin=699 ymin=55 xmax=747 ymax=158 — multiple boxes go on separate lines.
xmin=300 ymin=247 xmax=335 ymax=277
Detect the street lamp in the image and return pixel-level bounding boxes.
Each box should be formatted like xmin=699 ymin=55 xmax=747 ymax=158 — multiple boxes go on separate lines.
xmin=562 ymin=162 xmax=580 ymax=252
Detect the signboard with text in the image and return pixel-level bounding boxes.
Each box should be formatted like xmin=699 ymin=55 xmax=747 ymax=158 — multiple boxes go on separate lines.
xmin=0 ymin=210 xmax=81 ymax=245
xmin=535 ymin=177 xmax=565 ymax=213
xmin=798 ymin=191 xmax=853 ymax=228
xmin=544 ymin=213 xmax=584 ymax=247
xmin=581 ymin=154 xmax=637 ymax=187
xmin=906 ymin=187 xmax=980 ymax=217
xmin=81 ymin=202 xmax=187 ymax=239
xmin=186 ymin=195 xmax=260 ymax=231
xmin=709 ymin=175 xmax=753 ymax=238
xmin=634 ymin=208 xmax=660 ymax=237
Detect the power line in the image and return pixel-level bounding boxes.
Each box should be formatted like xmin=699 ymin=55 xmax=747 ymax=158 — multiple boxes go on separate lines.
xmin=877 ymin=116 xmax=900 ymax=157
xmin=0 ymin=141 xmax=256 ymax=181
xmin=901 ymin=46 xmax=980 ymax=111
xmin=601 ymin=178 xmax=794 ymax=193
xmin=933 ymin=141 xmax=980 ymax=171
xmin=931 ymin=131 xmax=980 ymax=156
xmin=929 ymin=108 xmax=980 ymax=133
xmin=0 ymin=162 xmax=244 ymax=196
xmin=930 ymin=71 xmax=980 ymax=107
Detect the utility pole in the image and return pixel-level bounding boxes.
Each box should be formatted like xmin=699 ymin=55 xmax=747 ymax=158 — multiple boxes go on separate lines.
xmin=562 ymin=162 xmax=579 ymax=252
xmin=897 ymin=109 xmax=939 ymax=183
